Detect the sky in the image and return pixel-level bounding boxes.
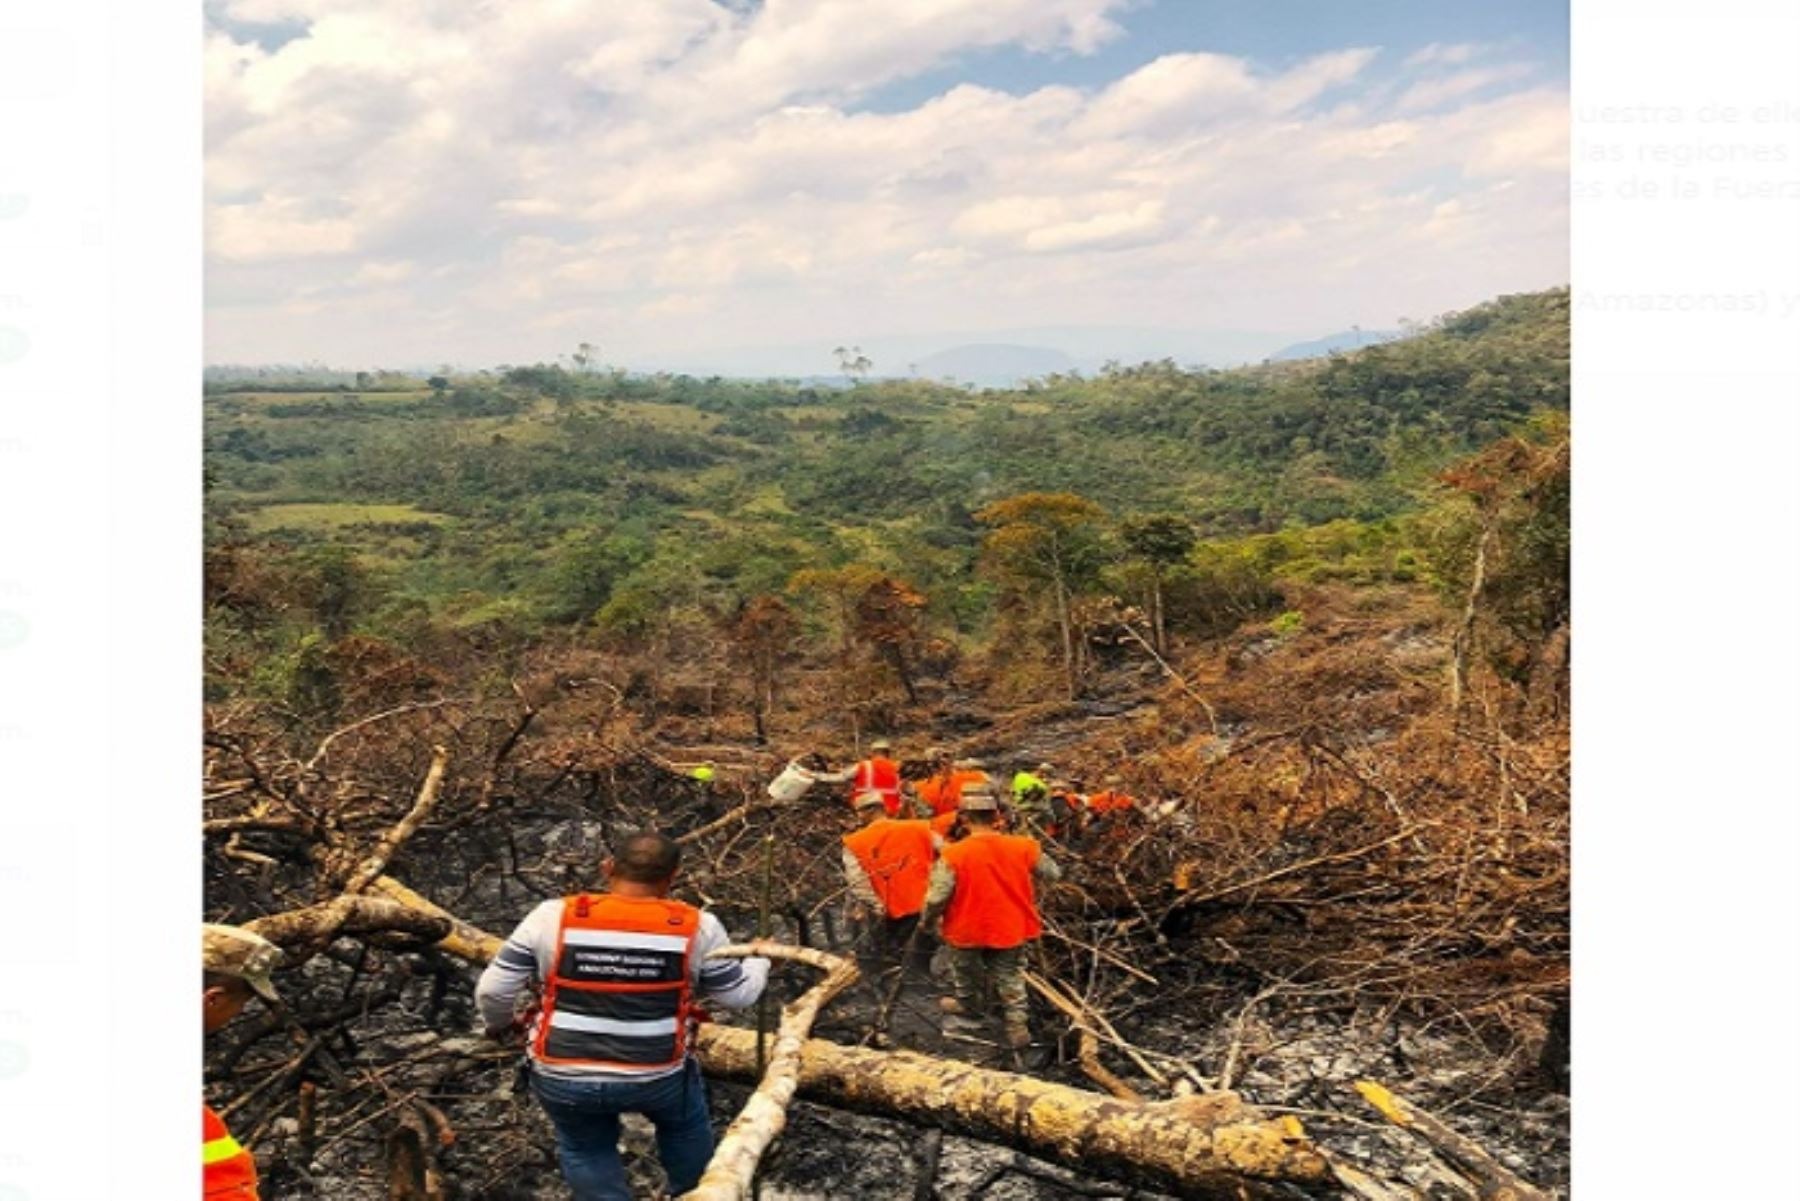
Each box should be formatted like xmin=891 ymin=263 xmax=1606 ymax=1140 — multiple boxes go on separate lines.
xmin=203 ymin=0 xmax=1570 ymax=373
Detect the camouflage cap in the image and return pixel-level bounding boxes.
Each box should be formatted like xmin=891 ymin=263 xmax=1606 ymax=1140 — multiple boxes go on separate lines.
xmin=852 ymin=789 xmax=888 ymax=811
xmin=203 ymin=924 xmax=284 ymax=1003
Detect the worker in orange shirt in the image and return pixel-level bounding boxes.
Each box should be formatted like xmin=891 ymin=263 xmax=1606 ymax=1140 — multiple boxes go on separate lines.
xmin=1086 ymin=774 xmax=1138 ymax=818
xmin=203 ymin=924 xmax=285 ymax=1199
xmin=842 ymin=789 xmax=940 ymax=975
xmin=846 ymin=738 xmax=903 ymax=816
xmin=921 ymin=784 xmax=1061 ymax=1050
xmin=912 ymin=746 xmax=961 ymax=818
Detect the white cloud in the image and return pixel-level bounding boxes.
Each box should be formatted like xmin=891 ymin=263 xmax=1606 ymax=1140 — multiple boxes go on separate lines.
xmin=204 ymin=2 xmax=1567 ymax=365
xmin=1405 ymin=41 xmax=1484 ymax=68
xmin=1396 ymin=63 xmax=1534 ymax=112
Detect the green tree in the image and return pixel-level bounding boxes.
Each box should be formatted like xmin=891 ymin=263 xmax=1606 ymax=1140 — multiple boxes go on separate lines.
xmin=1120 ymin=513 xmax=1196 ymax=654
xmin=976 ymin=492 xmax=1110 ymax=697
xmin=787 ymin=563 xmax=884 ymax=657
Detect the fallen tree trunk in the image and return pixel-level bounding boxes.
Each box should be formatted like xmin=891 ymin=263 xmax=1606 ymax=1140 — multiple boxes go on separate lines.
xmin=245 ymin=895 xmax=452 ymax=958
xmin=681 ymin=944 xmax=860 ymax=1201
xmin=695 ymin=1026 xmax=1333 ymax=1200
xmin=1354 ymin=1082 xmax=1550 ymax=1201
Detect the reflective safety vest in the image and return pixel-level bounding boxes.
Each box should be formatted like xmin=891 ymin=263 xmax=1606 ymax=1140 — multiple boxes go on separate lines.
xmin=204 ymin=1104 xmax=258 ymax=1199
xmin=532 ymin=894 xmax=701 ymax=1070
xmin=849 ymin=757 xmax=902 ymax=816
xmin=939 ymin=830 xmax=1043 ymax=950
xmin=843 ymin=818 xmax=936 ymax=918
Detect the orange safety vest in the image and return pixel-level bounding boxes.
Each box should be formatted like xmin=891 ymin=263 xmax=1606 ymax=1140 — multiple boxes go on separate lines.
xmin=203 ymin=1104 xmax=258 ymax=1199
xmin=843 ymin=818 xmax=936 ymax=918
xmin=939 ymin=830 xmax=1043 ymax=950
xmin=848 ymin=757 xmax=902 ymax=816
xmin=916 ymin=769 xmax=987 ymax=817
xmin=1087 ymin=789 xmax=1137 ymax=815
xmin=532 ymin=894 xmax=701 ymax=1070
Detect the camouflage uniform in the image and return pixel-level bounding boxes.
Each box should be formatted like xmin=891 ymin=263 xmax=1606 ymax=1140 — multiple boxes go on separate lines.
xmin=946 ymin=944 xmax=1030 ymax=1035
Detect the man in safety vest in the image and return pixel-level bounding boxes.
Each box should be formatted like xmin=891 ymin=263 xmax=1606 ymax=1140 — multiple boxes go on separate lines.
xmin=475 ymin=832 xmax=770 ymax=1201
xmin=922 ymin=785 xmax=1061 ymax=1050
xmin=842 ymin=789 xmax=939 ymax=974
xmin=917 ymin=753 xmax=989 ymax=820
xmin=846 ymin=737 xmax=903 ymax=816
xmin=1009 ymin=762 xmax=1054 ymax=834
xmin=203 ymin=923 xmax=285 ymax=1199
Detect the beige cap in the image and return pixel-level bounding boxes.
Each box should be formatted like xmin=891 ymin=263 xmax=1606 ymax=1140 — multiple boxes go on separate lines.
xmin=1035 ymin=762 xmax=1054 ymax=774
xmin=852 ymin=790 xmax=888 ymax=811
xmin=1104 ymin=774 xmax=1123 ymax=786
xmin=958 ymin=785 xmax=1000 ymax=812
xmin=203 ymin=924 xmax=284 ymax=1003
xmin=954 ymin=756 xmax=983 ymax=770
xmin=870 ymin=738 xmax=892 ymax=752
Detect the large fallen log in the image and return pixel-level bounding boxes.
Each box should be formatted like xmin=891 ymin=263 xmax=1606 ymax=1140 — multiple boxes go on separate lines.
xmin=245 ymin=895 xmax=452 ymax=961
xmin=695 ymin=1025 xmax=1331 ymax=1200
xmin=372 ymin=876 xmax=1338 ymax=1199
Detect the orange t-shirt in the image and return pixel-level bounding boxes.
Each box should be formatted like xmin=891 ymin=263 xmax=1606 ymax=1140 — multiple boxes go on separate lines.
xmin=939 ymin=830 xmax=1043 ymax=949
xmin=843 ymin=818 xmax=936 ymax=918
xmin=1087 ymin=789 xmax=1137 ymax=815
xmin=916 ymin=770 xmax=988 ymax=817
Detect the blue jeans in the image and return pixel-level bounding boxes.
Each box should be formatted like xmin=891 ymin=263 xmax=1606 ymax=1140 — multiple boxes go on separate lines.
xmin=529 ymin=1057 xmax=714 ymax=1200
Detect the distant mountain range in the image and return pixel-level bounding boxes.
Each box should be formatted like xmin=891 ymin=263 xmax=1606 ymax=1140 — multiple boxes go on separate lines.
xmin=909 ymin=343 xmax=1078 ymax=385
xmin=206 ymin=326 xmax=1414 ymax=389
xmin=1268 ymin=328 xmax=1401 ymax=361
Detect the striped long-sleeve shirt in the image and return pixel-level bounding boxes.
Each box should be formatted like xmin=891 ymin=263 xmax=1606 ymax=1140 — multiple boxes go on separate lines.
xmin=475 ymin=897 xmax=769 ymax=1080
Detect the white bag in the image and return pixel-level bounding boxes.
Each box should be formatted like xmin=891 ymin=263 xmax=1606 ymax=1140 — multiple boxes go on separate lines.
xmin=767 ymin=760 xmax=818 ymax=803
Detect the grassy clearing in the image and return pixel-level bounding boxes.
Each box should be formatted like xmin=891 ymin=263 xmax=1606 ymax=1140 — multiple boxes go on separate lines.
xmin=244 ymin=503 xmax=453 ymax=533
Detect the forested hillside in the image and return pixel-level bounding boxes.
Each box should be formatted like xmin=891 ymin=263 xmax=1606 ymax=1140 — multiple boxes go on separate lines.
xmin=205 ymin=287 xmax=1566 ymax=710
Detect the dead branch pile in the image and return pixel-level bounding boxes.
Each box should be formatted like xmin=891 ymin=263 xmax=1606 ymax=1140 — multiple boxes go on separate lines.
xmin=203 ymin=587 xmax=1566 ymax=1199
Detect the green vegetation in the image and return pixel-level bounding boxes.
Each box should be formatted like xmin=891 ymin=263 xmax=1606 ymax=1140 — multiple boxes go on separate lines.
xmin=205 ymin=289 xmax=1569 ymax=710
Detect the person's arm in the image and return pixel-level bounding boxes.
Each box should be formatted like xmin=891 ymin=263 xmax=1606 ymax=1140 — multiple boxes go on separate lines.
xmin=842 ymin=847 xmax=881 ymax=912
xmin=474 ymin=900 xmax=558 ymax=1035
xmin=920 ymin=858 xmax=956 ymax=925
xmin=1033 ymin=848 xmax=1063 ymax=885
xmin=813 ymin=764 xmax=858 ymax=784
xmin=692 ymin=913 xmax=769 ymax=1011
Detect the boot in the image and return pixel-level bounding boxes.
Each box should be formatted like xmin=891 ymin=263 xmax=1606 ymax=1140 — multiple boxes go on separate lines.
xmin=942 ymin=1012 xmax=983 ymax=1038
xmin=938 ymin=995 xmax=966 ymax=1015
xmin=1003 ymin=1021 xmax=1032 ymax=1050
